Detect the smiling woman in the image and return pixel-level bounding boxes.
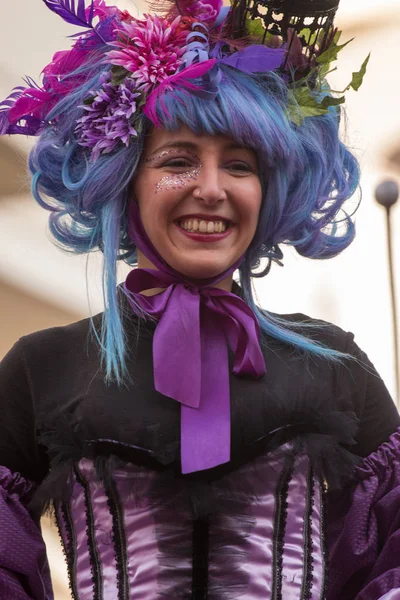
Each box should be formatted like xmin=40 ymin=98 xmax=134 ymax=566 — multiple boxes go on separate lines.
xmin=1 ymin=0 xmax=400 ymax=599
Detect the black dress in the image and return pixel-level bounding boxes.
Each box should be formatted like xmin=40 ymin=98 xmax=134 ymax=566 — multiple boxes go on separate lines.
xmin=1 ymin=292 xmax=400 ymax=599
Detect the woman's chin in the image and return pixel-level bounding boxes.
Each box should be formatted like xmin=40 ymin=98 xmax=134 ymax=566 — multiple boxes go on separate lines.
xmin=169 ymin=257 xmax=232 ymax=281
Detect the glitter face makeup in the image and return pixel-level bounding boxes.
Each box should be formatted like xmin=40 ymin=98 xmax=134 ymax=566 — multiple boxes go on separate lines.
xmin=155 ymin=165 xmax=201 ymax=194
xmin=145 ymin=148 xmax=201 ymax=194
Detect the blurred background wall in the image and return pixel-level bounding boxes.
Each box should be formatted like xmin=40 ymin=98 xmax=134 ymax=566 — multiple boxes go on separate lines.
xmin=1 ymin=1 xmax=399 ymax=597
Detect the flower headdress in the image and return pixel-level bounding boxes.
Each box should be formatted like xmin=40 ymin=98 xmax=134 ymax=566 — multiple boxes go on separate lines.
xmin=0 ymin=0 xmax=369 ymax=160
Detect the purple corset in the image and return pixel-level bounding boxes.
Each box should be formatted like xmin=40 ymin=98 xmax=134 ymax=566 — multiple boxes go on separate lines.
xmin=55 ymin=447 xmax=327 ymax=599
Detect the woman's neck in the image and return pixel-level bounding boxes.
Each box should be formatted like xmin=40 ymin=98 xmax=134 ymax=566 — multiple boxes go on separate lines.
xmin=136 ymin=250 xmax=233 ymax=295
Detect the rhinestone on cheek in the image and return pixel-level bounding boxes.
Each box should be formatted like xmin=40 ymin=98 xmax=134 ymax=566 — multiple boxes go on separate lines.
xmin=155 ymin=165 xmax=201 ymax=194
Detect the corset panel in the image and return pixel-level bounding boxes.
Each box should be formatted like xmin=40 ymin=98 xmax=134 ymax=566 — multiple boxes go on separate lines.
xmin=55 ymin=447 xmax=327 ymax=599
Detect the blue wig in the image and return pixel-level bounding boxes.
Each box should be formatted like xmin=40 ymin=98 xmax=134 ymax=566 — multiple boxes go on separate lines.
xmin=29 ymin=58 xmax=360 ymax=383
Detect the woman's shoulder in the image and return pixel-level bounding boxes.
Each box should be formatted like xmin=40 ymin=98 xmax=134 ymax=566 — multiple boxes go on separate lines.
xmin=12 ymin=312 xmax=105 ymax=386
xmin=19 ymin=312 xmax=102 ymax=353
xmin=263 ymin=309 xmax=355 ymax=354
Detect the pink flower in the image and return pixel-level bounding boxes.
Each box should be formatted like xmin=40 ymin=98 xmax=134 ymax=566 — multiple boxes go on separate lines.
xmin=186 ymin=0 xmax=222 ymax=24
xmin=89 ymin=0 xmax=134 ymax=24
xmin=106 ymin=15 xmax=188 ymax=93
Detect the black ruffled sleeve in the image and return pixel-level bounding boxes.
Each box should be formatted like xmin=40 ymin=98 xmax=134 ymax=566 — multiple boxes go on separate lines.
xmin=0 ymin=341 xmax=52 ymax=599
xmin=0 ymin=341 xmax=48 ymax=481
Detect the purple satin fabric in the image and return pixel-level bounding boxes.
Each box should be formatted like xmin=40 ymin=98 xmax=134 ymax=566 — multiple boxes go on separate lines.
xmin=328 ymin=427 xmax=400 ymax=600
xmin=56 ymin=447 xmax=327 ymax=598
xmin=79 ymin=460 xmax=119 ymax=598
xmin=126 ymin=201 xmax=266 ymax=473
xmin=103 ymin=463 xmax=167 ymax=599
xmin=0 ymin=465 xmax=53 ymax=600
xmin=208 ymin=448 xmax=285 ymax=594
xmin=281 ymin=454 xmax=308 ymax=596
xmin=379 ymin=592 xmax=400 ymax=600
xmin=69 ymin=472 xmax=95 ymax=598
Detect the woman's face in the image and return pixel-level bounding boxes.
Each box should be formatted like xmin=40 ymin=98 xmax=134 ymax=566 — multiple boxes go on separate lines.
xmin=133 ymin=126 xmax=262 ymax=279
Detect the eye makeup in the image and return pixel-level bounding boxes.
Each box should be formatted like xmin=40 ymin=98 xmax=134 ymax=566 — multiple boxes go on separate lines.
xmin=145 ymin=147 xmax=198 ymax=165
xmin=155 ymin=165 xmax=201 ymax=194
xmin=144 ymin=147 xmax=201 ymax=194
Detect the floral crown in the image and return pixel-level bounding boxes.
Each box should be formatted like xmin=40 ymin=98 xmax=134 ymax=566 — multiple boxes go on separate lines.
xmin=0 ymin=0 xmax=369 ymax=160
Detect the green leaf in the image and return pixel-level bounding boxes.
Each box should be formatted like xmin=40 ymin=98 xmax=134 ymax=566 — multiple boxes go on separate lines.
xmin=319 ymin=95 xmax=345 ymax=109
xmin=319 ymin=63 xmax=337 ymax=81
xmin=328 ymin=53 xmax=371 ymax=94
xmin=288 ymin=88 xmax=345 ymax=125
xmin=136 ymin=94 xmax=146 ymax=109
xmin=298 ymin=28 xmax=318 ymax=46
xmin=290 ymin=66 xmax=318 ymax=90
xmin=316 ymin=37 xmax=353 ymax=65
xmin=350 ymin=53 xmax=370 ymax=91
xmin=333 ymin=29 xmax=342 ymax=44
xmin=287 ymin=103 xmax=305 ymax=126
xmin=246 ymin=17 xmax=265 ymax=37
xmin=110 ymin=65 xmax=129 ymax=86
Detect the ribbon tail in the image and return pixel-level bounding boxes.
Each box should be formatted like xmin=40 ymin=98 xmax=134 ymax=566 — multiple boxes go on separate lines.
xmin=181 ymin=311 xmax=230 ymax=473
xmin=153 ymin=286 xmax=202 ymax=408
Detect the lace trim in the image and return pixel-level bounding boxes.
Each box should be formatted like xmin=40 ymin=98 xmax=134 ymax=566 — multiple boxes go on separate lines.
xmin=56 ymin=501 xmax=79 ymax=600
xmin=103 ymin=471 xmax=130 ymax=600
xmin=301 ymin=465 xmax=314 ymax=600
xmin=272 ymin=454 xmax=294 ymax=600
xmin=320 ymin=479 xmax=329 ymax=599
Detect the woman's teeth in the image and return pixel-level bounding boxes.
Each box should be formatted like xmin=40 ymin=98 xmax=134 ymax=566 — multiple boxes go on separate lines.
xmin=179 ymin=219 xmax=228 ymax=233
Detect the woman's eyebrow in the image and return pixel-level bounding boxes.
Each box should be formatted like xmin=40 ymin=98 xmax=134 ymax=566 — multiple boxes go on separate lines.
xmin=147 ymin=141 xmax=198 ymax=158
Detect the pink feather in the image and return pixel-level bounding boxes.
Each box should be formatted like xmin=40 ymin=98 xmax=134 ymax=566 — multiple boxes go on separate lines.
xmin=42 ymin=47 xmax=88 ymax=93
xmin=8 ymin=89 xmax=55 ymax=123
xmin=144 ymin=59 xmax=216 ymax=127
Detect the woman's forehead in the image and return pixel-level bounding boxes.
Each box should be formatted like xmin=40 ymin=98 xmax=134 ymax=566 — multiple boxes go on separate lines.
xmin=143 ymin=125 xmax=255 ymax=156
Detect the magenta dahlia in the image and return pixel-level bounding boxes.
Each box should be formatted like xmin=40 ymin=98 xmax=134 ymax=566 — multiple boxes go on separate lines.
xmin=105 ymin=14 xmax=188 ymax=93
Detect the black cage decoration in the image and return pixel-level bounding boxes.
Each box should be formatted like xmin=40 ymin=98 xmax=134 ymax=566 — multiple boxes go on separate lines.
xmin=228 ymin=0 xmax=341 ymax=71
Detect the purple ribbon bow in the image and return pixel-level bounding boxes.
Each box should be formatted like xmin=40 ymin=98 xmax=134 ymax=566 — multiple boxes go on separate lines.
xmin=126 ymin=202 xmax=266 ymax=473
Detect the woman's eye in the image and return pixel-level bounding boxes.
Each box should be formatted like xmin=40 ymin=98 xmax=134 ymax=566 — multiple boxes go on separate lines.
xmin=164 ymin=159 xmax=193 ymax=168
xmin=227 ymin=162 xmax=253 ymax=173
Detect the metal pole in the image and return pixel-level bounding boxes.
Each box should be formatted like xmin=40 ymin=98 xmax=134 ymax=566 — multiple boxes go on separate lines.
xmin=375 ymin=180 xmax=399 ymax=405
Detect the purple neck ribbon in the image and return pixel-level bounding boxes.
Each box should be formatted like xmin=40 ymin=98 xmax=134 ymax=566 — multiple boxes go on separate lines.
xmin=125 ymin=202 xmax=266 ymax=474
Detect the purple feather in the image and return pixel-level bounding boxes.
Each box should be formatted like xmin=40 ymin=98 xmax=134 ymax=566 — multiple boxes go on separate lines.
xmin=218 ymin=45 xmax=286 ymax=73
xmin=41 ymin=0 xmax=95 ymax=28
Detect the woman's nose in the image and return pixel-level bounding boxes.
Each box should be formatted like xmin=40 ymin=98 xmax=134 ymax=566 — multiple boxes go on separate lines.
xmin=193 ymin=163 xmax=227 ymax=205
